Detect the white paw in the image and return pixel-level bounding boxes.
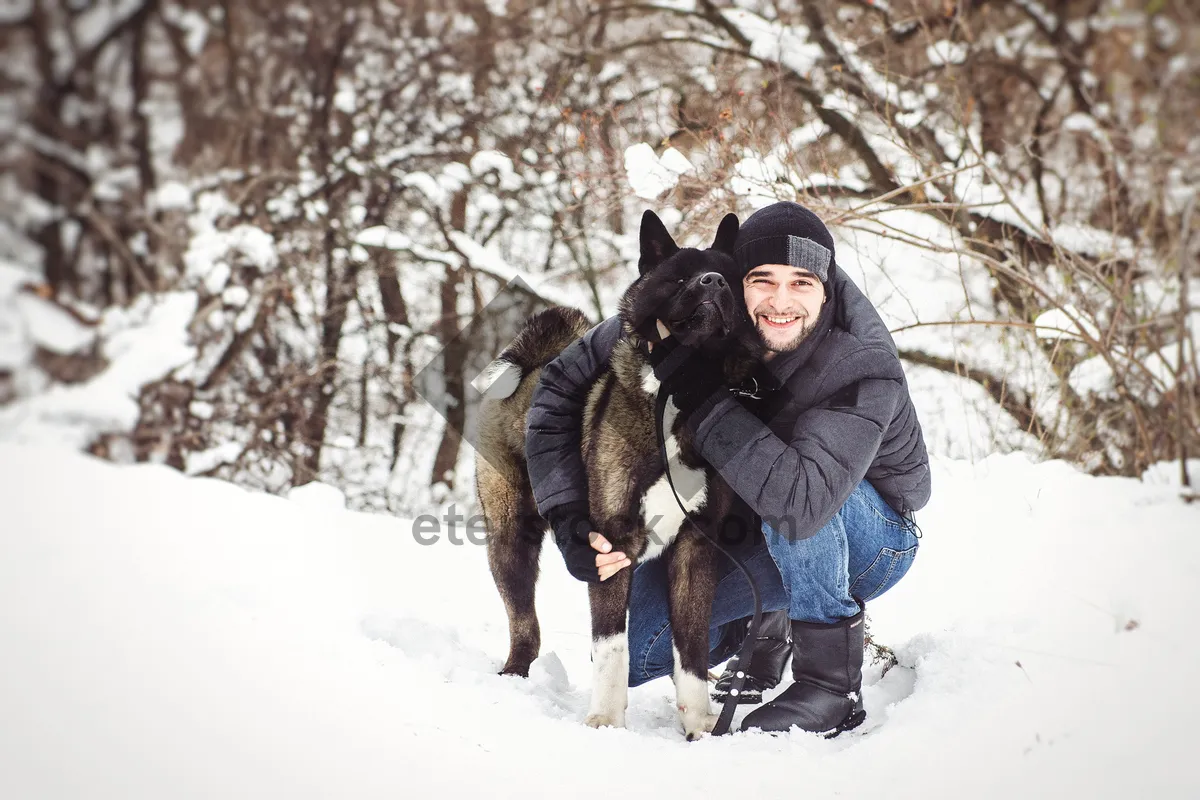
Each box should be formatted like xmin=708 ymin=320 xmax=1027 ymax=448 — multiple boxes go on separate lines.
xmin=587 ymin=634 xmax=629 ymax=731
xmin=585 ymin=712 xmax=626 ymax=729
xmin=679 ymin=704 xmax=719 ymax=741
xmin=672 ymin=648 xmax=718 ymax=741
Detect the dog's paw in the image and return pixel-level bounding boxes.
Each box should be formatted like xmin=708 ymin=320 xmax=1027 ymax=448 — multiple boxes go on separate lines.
xmin=585 ymin=712 xmax=625 ymax=729
xmin=679 ymin=705 xmax=719 ymax=741
xmin=674 ymin=665 xmax=718 ymax=740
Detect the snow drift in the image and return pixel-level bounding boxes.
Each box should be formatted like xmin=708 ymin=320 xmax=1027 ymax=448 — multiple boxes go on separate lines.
xmin=1 ymin=443 xmax=1198 ymax=798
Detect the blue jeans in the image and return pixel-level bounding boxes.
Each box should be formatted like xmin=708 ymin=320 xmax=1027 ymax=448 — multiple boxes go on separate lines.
xmin=627 ymin=479 xmax=920 ymax=687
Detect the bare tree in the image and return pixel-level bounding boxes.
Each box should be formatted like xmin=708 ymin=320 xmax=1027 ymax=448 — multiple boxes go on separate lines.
xmin=4 ymin=0 xmax=1196 ymax=509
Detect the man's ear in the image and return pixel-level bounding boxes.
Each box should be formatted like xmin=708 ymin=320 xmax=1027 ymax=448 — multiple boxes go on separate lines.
xmin=638 ymin=210 xmax=679 ymax=275
xmin=710 ymin=213 xmax=739 ymax=255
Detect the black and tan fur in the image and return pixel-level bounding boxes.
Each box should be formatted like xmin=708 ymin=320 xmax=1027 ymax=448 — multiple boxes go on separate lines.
xmin=475 ymin=211 xmax=762 ymax=740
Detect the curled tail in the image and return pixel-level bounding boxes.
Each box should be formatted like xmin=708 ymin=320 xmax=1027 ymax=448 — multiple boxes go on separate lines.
xmin=477 ymin=307 xmax=592 ymax=400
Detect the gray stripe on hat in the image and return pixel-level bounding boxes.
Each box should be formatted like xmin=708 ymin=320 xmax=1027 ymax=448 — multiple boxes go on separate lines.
xmin=786 ymin=235 xmax=830 ymax=282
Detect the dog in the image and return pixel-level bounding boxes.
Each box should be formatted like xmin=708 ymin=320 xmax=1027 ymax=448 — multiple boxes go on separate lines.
xmin=474 ymin=210 xmax=762 ymax=740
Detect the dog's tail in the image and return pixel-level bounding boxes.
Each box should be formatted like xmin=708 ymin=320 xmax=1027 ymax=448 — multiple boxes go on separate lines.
xmin=476 ymin=307 xmax=592 ymax=401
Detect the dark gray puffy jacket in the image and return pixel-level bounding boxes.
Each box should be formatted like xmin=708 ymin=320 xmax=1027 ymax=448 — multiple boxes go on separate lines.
xmin=525 ymin=265 xmax=931 ymax=542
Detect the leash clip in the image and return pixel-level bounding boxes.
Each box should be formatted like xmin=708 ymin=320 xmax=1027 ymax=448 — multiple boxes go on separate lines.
xmin=728 ymin=376 xmax=762 ymax=400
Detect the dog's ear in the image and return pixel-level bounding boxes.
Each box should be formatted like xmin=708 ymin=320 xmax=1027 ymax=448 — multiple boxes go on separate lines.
xmin=710 ymin=213 xmax=739 ymax=255
xmin=638 ymin=210 xmax=679 ymax=275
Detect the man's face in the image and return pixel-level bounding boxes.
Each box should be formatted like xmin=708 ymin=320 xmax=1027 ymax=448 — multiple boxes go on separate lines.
xmin=742 ymin=263 xmax=826 ymax=356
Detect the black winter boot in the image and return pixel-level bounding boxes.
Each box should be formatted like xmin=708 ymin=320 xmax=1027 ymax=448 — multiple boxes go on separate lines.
xmin=740 ymin=607 xmax=866 ymax=736
xmin=711 ymin=609 xmax=791 ymax=704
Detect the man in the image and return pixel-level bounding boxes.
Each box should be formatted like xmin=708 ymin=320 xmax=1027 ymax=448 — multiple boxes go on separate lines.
xmin=524 ymin=201 xmax=931 ymax=735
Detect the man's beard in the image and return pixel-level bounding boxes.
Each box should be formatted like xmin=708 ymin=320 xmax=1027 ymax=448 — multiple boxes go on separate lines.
xmin=756 ymin=316 xmax=818 ymax=353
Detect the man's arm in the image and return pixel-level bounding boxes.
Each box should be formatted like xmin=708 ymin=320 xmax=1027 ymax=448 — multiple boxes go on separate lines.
xmin=525 ymin=314 xmax=622 ymax=518
xmin=683 ymin=346 xmax=904 ymax=541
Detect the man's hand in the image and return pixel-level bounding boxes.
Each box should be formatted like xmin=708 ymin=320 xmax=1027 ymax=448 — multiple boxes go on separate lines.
xmin=590 ymin=532 xmax=633 ymax=581
xmin=548 ymin=504 xmax=632 ymax=583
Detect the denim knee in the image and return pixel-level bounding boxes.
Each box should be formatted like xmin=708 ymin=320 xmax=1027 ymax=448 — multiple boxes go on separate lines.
xmin=628 ymin=621 xmax=674 ymax=687
xmin=762 ymin=513 xmax=859 ymax=623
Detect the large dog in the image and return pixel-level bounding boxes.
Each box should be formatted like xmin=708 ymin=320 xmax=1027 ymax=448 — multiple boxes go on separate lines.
xmin=475 ymin=211 xmax=762 ymax=740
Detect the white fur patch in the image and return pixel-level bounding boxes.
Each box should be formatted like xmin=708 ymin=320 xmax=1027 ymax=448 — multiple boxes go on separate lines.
xmin=673 ymin=644 xmax=718 ymax=740
xmin=640 ymin=364 xmax=660 ymax=395
xmin=473 ymin=359 xmax=522 ymax=400
xmin=641 ymin=467 xmax=707 ymax=562
xmin=663 ymin=395 xmax=679 ymax=430
xmin=641 ymin=402 xmax=707 ymax=561
xmin=585 ymin=634 xmax=629 ymax=729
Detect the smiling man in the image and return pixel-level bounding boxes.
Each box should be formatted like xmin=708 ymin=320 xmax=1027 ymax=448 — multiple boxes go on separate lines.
xmin=525 ymin=201 xmax=931 ymax=736
xmin=744 ymin=261 xmax=824 ymax=352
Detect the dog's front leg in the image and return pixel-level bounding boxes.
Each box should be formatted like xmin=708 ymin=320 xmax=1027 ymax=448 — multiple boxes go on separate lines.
xmin=667 ymin=533 xmax=719 ymax=741
xmin=585 ymin=566 xmax=633 ymax=729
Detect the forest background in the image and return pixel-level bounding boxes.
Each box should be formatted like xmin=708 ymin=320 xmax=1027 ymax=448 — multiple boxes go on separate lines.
xmin=2 ymin=0 xmax=1197 ymax=514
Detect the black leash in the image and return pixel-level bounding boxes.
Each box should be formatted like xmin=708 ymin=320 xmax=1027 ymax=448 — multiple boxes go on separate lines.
xmin=653 ymin=388 xmax=763 ymax=738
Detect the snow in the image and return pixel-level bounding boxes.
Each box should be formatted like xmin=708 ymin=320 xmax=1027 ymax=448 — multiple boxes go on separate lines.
xmin=357 ymin=226 xmax=439 ymax=266
xmin=0 ymin=261 xmax=34 ymax=370
xmin=623 ymin=143 xmax=694 ymax=200
xmin=1062 ymin=112 xmax=1100 ymax=135
xmin=13 ymin=293 xmax=95 ymax=354
xmin=184 ymin=440 xmax=242 ymax=476
xmin=1067 ymin=341 xmax=1183 ymax=402
xmin=658 ymin=147 xmax=693 ymax=175
xmin=0 ymin=292 xmax=197 ymax=450
xmin=203 ymin=260 xmax=230 ymax=294
xmin=904 ymin=363 xmax=1043 ymax=459
xmin=1152 ymin=15 xmax=1181 ymax=49
xmin=469 ymin=150 xmax=522 ymax=191
xmin=159 ymin=5 xmax=210 ymax=56
xmin=221 ymin=284 xmax=249 ymax=307
xmin=1142 ymin=458 xmax=1200 ymax=488
xmin=1 ymin=444 xmax=1198 ymax=798
xmin=154 ymin=180 xmax=193 ymax=211
xmin=184 ymin=221 xmax=277 ymax=282
xmin=288 ymin=480 xmax=348 ymax=510
xmin=74 ymin=0 xmax=146 ymax=65
xmin=1067 ymin=352 xmax=1118 ymax=399
xmin=356 ymin=225 xmax=413 ymax=250
xmin=0 ymin=0 xmax=32 ymax=25
xmin=333 ymin=79 xmax=357 ymax=114
xmin=1048 ymin=222 xmax=1137 ymax=260
xmin=357 ymin=226 xmax=575 ymax=310
xmin=400 ymin=171 xmax=450 ymax=205
xmin=648 ymin=0 xmax=696 ymax=10
xmin=729 ymin=151 xmax=814 ymax=205
xmin=1033 ymin=306 xmax=1101 ymax=343
xmin=723 ymin=8 xmax=823 ymax=78
xmin=927 ymin=40 xmax=969 ymax=66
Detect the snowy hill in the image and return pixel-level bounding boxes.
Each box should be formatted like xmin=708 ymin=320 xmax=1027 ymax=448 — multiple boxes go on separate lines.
xmin=2 ymin=443 xmax=1198 ymax=799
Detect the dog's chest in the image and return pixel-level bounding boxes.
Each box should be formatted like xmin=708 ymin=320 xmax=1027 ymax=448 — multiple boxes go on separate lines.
xmin=639 ymin=426 xmax=707 ymax=562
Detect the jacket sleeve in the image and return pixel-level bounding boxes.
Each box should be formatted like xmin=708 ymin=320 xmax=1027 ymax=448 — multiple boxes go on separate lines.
xmin=525 ymin=314 xmax=623 ymax=518
xmin=684 ymin=346 xmax=903 ymax=541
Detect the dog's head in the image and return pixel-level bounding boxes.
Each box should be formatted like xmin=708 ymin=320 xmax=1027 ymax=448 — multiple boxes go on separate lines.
xmin=620 ymin=211 xmax=751 ymax=356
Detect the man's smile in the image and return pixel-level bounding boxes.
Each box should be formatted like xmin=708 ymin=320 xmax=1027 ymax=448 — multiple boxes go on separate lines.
xmin=758 ymin=312 xmax=804 ymax=330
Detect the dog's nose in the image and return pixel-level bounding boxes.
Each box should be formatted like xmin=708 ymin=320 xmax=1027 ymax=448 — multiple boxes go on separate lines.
xmin=698 ymin=272 xmax=726 ymax=287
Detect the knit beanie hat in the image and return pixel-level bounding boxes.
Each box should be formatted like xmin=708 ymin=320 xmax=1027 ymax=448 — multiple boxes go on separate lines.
xmin=734 ymin=202 xmax=835 ymax=284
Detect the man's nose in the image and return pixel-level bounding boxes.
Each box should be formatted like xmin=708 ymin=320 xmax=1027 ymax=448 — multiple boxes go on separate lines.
xmin=698 ymin=272 xmax=726 ymax=288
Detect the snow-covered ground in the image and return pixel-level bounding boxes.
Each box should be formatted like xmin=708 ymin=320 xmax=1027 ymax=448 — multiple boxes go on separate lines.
xmin=2 ymin=442 xmax=1198 ymax=799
